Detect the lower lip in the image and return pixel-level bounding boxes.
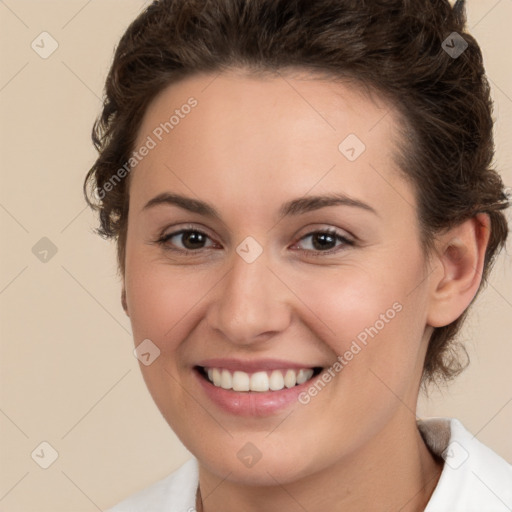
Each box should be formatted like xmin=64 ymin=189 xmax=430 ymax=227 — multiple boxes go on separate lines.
xmin=194 ymin=368 xmax=319 ymax=417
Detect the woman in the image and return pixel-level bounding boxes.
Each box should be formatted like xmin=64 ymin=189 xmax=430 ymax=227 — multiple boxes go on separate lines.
xmin=84 ymin=0 xmax=511 ymax=510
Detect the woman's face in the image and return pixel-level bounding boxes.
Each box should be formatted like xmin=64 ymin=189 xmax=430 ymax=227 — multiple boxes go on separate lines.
xmin=123 ymin=70 xmax=436 ymax=484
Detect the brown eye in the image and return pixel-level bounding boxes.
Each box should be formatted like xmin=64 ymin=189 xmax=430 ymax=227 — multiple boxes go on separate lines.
xmin=158 ymin=229 xmax=215 ymax=252
xmin=294 ymin=229 xmax=354 ymax=256
xmin=310 ymin=232 xmax=337 ymax=251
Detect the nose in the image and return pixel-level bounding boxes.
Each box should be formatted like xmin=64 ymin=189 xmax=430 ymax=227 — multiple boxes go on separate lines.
xmin=205 ymin=248 xmax=292 ymax=346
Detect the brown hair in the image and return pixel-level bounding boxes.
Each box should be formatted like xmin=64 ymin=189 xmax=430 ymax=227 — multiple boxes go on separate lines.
xmin=84 ymin=0 xmax=509 ymax=385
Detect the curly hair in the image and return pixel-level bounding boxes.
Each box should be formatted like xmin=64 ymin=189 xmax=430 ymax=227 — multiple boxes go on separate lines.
xmin=84 ymin=0 xmax=509 ymax=385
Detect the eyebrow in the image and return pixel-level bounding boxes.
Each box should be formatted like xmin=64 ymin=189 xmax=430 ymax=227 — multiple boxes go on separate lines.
xmin=142 ymin=192 xmax=378 ymax=220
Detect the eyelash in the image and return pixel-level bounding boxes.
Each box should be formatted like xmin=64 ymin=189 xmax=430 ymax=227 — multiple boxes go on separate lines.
xmin=155 ymin=226 xmax=354 ymax=257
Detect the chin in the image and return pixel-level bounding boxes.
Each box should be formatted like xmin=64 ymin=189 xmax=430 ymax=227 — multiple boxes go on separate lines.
xmin=196 ymin=443 xmax=321 ymax=487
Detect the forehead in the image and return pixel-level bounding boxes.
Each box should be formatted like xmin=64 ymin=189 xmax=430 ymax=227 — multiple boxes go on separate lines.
xmin=137 ymin=69 xmax=398 ymax=148
xmin=129 ymin=70 xmax=413 ymax=218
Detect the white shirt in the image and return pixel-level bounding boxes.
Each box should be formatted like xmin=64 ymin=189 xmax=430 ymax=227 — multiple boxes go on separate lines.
xmin=106 ymin=417 xmax=512 ymax=511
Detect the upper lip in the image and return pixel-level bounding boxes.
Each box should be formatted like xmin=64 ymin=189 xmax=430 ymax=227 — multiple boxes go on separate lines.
xmin=196 ymin=358 xmax=324 ymax=372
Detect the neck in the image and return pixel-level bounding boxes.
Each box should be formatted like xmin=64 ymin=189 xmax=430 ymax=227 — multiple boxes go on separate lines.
xmin=197 ymin=412 xmax=444 ymax=512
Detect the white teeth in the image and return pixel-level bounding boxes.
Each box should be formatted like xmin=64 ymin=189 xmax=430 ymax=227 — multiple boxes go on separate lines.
xmin=284 ymin=369 xmax=297 ymax=388
xmin=203 ymin=367 xmax=316 ymax=392
xmin=212 ymin=368 xmax=222 ymax=386
xmin=250 ymin=371 xmax=269 ymax=392
xmin=296 ymin=369 xmax=310 ymax=385
xmin=220 ymin=369 xmax=232 ymax=389
xmin=269 ymin=370 xmax=284 ymax=391
xmin=232 ymin=371 xmax=250 ymax=391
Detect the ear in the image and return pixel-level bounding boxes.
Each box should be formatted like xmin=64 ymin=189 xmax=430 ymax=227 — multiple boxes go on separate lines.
xmin=121 ymin=287 xmax=130 ymax=316
xmin=427 ymin=213 xmax=491 ymax=328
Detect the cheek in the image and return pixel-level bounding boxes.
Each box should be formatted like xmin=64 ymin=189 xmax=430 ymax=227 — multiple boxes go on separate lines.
xmin=288 ymin=265 xmax=405 ymax=347
xmin=287 ymin=256 xmax=428 ymax=387
xmin=125 ymin=261 xmax=206 ymax=347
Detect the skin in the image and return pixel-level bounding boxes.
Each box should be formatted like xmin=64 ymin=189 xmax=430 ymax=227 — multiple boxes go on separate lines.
xmin=121 ymin=69 xmax=490 ymax=512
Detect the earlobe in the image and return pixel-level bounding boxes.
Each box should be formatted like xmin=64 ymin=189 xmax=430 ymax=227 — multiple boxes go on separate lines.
xmin=427 ymin=213 xmax=491 ymax=328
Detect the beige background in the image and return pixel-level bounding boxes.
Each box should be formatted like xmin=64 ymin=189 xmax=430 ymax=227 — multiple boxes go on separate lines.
xmin=0 ymin=1 xmax=511 ymax=510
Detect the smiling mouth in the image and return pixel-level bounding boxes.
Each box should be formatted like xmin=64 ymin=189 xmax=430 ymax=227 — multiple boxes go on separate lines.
xmin=195 ymin=366 xmax=323 ymax=392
